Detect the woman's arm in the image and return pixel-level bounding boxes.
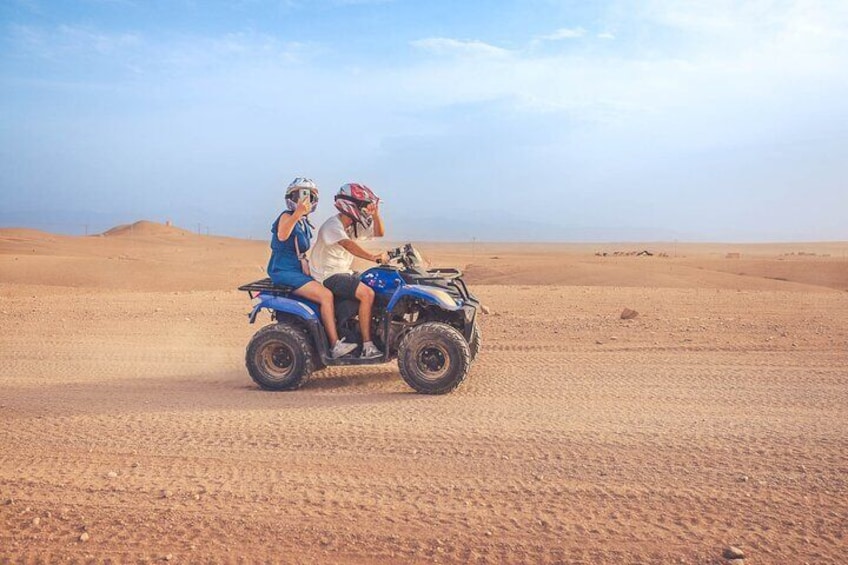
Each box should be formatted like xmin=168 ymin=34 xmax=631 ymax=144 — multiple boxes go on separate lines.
xmin=276 ymin=196 xmax=310 ymax=241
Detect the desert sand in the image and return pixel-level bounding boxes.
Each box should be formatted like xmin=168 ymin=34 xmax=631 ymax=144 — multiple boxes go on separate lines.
xmin=1 ymin=221 xmax=846 ymax=564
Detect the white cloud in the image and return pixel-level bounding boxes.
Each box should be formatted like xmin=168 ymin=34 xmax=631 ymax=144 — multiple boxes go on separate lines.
xmin=7 ymin=24 xmax=141 ymax=59
xmin=402 ymin=1 xmax=848 ymax=126
xmin=537 ymin=27 xmax=586 ymax=41
xmin=6 ymin=24 xmax=312 ymax=73
xmin=410 ymin=37 xmax=511 ymax=58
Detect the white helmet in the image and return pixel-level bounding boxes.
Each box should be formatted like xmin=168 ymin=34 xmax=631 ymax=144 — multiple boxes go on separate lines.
xmin=285 ymin=177 xmax=319 ymax=214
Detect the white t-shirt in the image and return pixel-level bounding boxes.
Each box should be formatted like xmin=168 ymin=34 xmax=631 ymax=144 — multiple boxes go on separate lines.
xmin=309 ymin=215 xmax=374 ymax=282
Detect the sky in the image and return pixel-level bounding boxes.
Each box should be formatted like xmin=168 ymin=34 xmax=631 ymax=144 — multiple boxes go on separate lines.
xmin=1 ymin=0 xmax=847 ymax=241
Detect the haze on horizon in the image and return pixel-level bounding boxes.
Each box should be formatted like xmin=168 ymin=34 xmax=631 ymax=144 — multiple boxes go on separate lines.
xmin=1 ymin=0 xmax=847 ymax=242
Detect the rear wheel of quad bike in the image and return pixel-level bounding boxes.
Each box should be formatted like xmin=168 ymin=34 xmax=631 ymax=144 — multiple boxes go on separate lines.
xmin=245 ymin=323 xmax=314 ymax=391
xmin=398 ymin=322 xmax=471 ymax=395
xmin=469 ymin=322 xmax=482 ymax=363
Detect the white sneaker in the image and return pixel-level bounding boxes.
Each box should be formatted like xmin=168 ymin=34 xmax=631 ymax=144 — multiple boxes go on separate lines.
xmin=331 ymin=338 xmax=357 ymax=359
xmin=360 ymin=341 xmax=382 ymax=360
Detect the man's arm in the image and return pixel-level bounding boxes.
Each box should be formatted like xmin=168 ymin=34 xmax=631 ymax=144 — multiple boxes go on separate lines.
xmin=339 ymin=239 xmax=388 ymax=263
xmin=367 ymin=202 xmax=385 ymax=238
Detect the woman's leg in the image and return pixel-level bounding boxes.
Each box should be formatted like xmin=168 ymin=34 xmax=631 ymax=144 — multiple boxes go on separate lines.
xmin=293 ymin=281 xmax=340 ymax=345
xmin=354 ymin=283 xmax=376 ymax=343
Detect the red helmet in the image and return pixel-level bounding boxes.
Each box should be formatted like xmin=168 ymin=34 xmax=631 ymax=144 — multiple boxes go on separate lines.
xmin=334 ymin=183 xmax=379 ymax=229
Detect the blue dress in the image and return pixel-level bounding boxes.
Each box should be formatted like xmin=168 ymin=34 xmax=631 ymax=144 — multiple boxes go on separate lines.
xmin=267 ymin=212 xmax=314 ymax=289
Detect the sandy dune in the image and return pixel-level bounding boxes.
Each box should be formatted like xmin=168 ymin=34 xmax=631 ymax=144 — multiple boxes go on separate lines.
xmin=1 ymin=222 xmax=846 ymax=563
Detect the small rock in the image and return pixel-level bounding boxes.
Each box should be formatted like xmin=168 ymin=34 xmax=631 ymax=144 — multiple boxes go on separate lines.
xmin=595 ymin=340 xmax=604 ymax=345
xmin=723 ymin=546 xmax=744 ymax=559
xmin=107 ymin=471 xmax=118 ymax=479
xmin=481 ymin=304 xmax=491 ymax=314
xmin=738 ymin=475 xmax=749 ymax=482
xmin=79 ymin=532 xmax=90 ymax=542
xmin=164 ymin=554 xmax=173 ymax=561
xmin=32 ymin=517 xmax=41 ymax=526
xmin=485 ymin=530 xmax=493 ymax=537
xmin=161 ymin=490 xmax=172 ymax=499
xmin=609 ymin=336 xmax=618 ymax=341
xmin=620 ymin=308 xmax=639 ymax=320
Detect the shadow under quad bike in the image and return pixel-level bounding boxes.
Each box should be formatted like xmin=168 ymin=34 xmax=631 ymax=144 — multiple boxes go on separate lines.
xmin=238 ymin=244 xmax=482 ymax=394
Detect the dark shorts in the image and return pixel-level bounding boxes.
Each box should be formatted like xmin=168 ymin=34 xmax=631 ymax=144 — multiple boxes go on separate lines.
xmin=323 ymin=273 xmax=360 ymax=300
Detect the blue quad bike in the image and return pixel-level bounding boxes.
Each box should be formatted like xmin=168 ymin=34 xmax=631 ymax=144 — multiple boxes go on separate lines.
xmin=238 ymin=244 xmax=482 ymax=394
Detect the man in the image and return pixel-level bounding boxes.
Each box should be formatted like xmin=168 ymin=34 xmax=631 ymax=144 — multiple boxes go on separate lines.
xmin=309 ymin=183 xmax=389 ymax=359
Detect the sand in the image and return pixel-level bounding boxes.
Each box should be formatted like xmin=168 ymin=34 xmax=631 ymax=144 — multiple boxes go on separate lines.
xmin=1 ymin=221 xmax=846 ymax=564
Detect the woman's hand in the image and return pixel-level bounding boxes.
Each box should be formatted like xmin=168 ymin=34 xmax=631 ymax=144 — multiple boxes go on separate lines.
xmin=294 ymin=194 xmax=311 ymax=217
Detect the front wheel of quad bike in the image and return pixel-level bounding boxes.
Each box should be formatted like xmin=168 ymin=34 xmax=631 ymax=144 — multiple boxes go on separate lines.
xmin=398 ymin=322 xmax=471 ymax=395
xmin=245 ymin=323 xmax=315 ymax=391
xmin=469 ymin=322 xmax=482 ymax=363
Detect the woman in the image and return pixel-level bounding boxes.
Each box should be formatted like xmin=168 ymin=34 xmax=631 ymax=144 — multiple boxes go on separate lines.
xmin=268 ymin=177 xmax=357 ymax=359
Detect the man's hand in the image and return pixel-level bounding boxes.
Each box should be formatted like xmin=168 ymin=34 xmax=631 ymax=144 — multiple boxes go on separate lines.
xmin=365 ymin=201 xmax=380 ymax=216
xmin=374 ymin=251 xmax=389 ymax=264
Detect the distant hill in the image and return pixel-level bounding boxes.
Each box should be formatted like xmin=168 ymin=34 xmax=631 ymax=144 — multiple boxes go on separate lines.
xmin=0 ymin=227 xmax=66 ymax=241
xmin=101 ymin=220 xmax=196 ymax=238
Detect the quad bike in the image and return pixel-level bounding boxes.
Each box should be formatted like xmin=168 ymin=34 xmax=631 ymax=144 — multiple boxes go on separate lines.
xmin=238 ymin=244 xmax=482 ymax=394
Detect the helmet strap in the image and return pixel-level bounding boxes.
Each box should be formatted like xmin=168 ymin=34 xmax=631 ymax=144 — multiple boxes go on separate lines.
xmin=335 ymin=193 xmax=371 ymax=206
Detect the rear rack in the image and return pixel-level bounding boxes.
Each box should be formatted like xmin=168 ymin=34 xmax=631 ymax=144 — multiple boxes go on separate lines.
xmin=238 ymin=278 xmax=294 ymax=299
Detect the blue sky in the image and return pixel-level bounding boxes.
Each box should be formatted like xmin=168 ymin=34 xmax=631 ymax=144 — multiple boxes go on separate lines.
xmin=2 ymin=0 xmax=847 ymax=241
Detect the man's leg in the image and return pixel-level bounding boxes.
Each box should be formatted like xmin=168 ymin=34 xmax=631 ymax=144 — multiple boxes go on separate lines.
xmin=355 ymin=282 xmax=382 ymax=359
xmin=354 ymin=282 xmax=376 ymax=342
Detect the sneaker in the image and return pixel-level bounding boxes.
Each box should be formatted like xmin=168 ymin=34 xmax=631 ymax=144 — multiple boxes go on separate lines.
xmin=360 ymin=341 xmax=383 ymax=360
xmin=331 ymin=338 xmax=357 ymax=359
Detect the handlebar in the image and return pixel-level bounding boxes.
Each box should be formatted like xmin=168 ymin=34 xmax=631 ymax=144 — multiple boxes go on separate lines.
xmin=385 ymin=244 xmax=420 ymax=269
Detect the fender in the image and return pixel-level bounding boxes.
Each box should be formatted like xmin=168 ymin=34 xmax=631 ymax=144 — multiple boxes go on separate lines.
xmin=387 ymin=284 xmax=462 ymax=313
xmin=248 ymin=293 xmax=319 ymax=324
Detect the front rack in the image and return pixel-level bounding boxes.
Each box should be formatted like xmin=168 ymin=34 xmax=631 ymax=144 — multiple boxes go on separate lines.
xmin=427 ymin=268 xmax=462 ymax=279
